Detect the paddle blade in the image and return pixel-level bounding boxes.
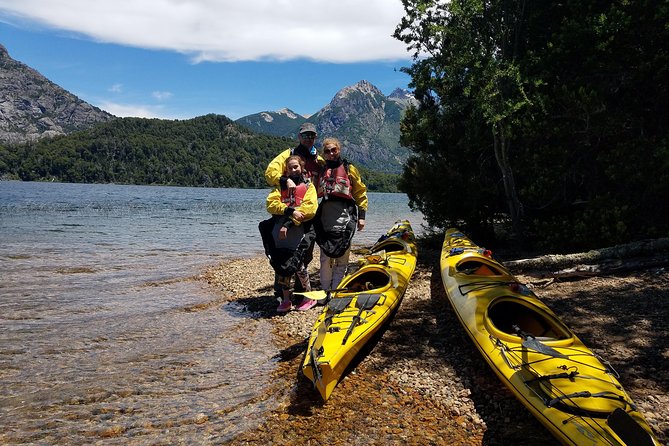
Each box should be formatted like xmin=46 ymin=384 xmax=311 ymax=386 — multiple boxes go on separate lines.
xmin=522 ymin=338 xmax=568 ymax=359
xmin=327 ymin=297 xmax=354 ymax=314
xmin=293 ymin=290 xmax=329 ymax=301
xmin=512 ymin=324 xmax=568 ymax=359
xmin=355 ymin=293 xmax=382 ymax=310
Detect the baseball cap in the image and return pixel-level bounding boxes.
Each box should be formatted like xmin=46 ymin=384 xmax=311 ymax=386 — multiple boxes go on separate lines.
xmin=299 ymin=123 xmax=317 ymax=135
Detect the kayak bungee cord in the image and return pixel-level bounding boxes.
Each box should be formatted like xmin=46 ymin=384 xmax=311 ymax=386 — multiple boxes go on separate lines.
xmin=457 ymin=280 xmax=517 ymax=295
xmin=498 ymin=347 xmax=633 ymax=445
xmin=547 ymin=391 xmax=635 ymax=410
xmin=496 ymin=330 xmax=623 ymax=376
xmin=493 ymin=336 xmax=636 ymax=444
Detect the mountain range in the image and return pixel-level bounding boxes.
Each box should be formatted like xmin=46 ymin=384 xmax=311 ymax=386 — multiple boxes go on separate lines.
xmin=0 ymin=43 xmax=415 ymax=173
xmin=235 ymin=81 xmax=416 ymax=172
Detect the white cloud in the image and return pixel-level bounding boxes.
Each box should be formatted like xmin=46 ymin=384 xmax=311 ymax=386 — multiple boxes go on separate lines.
xmin=152 ymin=91 xmax=173 ymax=100
xmin=108 ymin=83 xmax=123 ymax=93
xmin=0 ymin=0 xmax=409 ymax=63
xmin=99 ymin=101 xmax=168 ymax=119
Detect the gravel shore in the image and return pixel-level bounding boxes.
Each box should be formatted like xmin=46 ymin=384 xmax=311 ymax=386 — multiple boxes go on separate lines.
xmin=202 ymin=244 xmax=668 ymax=445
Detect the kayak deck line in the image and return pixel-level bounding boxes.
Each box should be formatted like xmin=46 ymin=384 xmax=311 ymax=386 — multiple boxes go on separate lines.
xmin=486 ymin=298 xmax=636 ymax=414
xmin=341 ymin=293 xmax=383 ymax=345
xmin=493 ymin=335 xmax=622 ymax=378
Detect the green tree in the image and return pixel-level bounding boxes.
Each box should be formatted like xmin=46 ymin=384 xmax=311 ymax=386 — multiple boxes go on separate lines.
xmin=394 ymin=0 xmax=669 ymax=250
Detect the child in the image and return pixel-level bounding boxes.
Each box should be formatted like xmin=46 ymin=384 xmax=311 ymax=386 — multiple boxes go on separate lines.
xmin=264 ymin=155 xmax=318 ymax=313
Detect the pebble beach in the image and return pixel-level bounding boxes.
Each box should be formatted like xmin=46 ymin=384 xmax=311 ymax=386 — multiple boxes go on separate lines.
xmin=202 ymin=244 xmax=668 ymax=445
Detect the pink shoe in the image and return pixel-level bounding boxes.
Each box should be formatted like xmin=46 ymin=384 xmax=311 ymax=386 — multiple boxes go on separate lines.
xmin=277 ymin=300 xmax=292 ymax=313
xmin=296 ymin=298 xmax=317 ymax=311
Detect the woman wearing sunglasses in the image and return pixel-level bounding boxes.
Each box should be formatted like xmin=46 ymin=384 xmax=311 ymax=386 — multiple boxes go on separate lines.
xmin=314 ymin=137 xmax=368 ymax=291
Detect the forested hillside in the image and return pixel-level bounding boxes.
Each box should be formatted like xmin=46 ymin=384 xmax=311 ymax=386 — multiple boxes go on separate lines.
xmin=0 ymin=114 xmax=400 ymax=191
xmin=0 ymin=115 xmax=281 ymax=188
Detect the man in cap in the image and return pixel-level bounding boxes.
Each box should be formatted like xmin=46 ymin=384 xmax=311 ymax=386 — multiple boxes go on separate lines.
xmin=265 ymin=122 xmax=323 ymax=190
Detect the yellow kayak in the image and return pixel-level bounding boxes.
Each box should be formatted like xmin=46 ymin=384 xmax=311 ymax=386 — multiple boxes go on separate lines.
xmin=301 ymin=220 xmax=418 ymax=401
xmin=440 ymin=228 xmax=659 ymax=446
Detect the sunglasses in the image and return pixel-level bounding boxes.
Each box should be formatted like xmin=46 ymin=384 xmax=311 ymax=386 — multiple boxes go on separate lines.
xmin=323 ymin=148 xmax=339 ymax=155
xmin=300 ymin=133 xmax=316 ymax=139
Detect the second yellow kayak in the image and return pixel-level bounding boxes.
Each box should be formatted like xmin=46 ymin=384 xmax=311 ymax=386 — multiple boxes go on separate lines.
xmin=301 ymin=220 xmax=418 ymax=401
xmin=440 ymin=228 xmax=659 ymax=446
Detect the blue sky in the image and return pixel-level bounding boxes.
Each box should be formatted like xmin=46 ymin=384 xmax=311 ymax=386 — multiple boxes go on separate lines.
xmin=0 ymin=1 xmax=414 ymax=120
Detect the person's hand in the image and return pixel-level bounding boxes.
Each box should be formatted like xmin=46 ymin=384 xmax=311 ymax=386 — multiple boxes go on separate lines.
xmin=292 ymin=210 xmax=305 ymax=221
xmin=358 ymin=219 xmax=366 ymax=231
xmin=279 ymin=226 xmax=288 ymax=240
xmin=286 ymin=178 xmax=296 ymax=192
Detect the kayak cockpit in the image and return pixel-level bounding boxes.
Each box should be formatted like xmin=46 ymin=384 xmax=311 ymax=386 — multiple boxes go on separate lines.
xmin=457 ymin=259 xmax=507 ymax=276
xmin=372 ymin=238 xmax=414 ymax=255
xmin=378 ymin=240 xmax=408 ymax=253
xmin=341 ymin=268 xmax=397 ymax=293
xmin=486 ymin=298 xmax=573 ymax=344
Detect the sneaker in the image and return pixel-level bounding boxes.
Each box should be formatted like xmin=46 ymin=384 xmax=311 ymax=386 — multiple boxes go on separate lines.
xmin=277 ymin=300 xmax=292 ymax=313
xmin=296 ymin=298 xmax=317 ymax=311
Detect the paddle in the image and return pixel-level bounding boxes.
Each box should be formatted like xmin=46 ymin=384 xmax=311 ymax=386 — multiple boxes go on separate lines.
xmin=307 ymin=322 xmax=328 ymax=387
xmin=341 ymin=293 xmax=382 ymax=345
xmin=305 ymin=297 xmax=355 ymax=388
xmin=326 ymin=296 xmax=354 ymax=314
xmin=512 ymin=325 xmax=568 ymax=359
xmin=607 ymin=408 xmax=656 ymax=446
xmin=293 ymin=286 xmax=356 ymax=301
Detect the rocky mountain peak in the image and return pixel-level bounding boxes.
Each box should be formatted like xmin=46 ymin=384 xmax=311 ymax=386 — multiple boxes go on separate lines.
xmin=388 ymin=88 xmax=412 ymax=100
xmin=322 ymin=80 xmax=386 ymax=118
xmin=335 ymin=80 xmax=384 ymax=101
xmin=236 ymin=79 xmax=416 ymax=172
xmin=276 ymin=108 xmax=301 ymax=119
xmin=0 ymin=43 xmax=114 ymax=145
xmin=388 ymin=88 xmax=418 ymax=107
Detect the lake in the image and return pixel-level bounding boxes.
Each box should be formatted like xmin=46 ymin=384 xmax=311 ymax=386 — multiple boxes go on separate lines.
xmin=0 ymin=181 xmax=424 ymax=444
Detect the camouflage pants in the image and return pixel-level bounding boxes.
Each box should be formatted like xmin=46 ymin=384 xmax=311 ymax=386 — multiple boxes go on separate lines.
xmin=274 ymin=264 xmax=311 ymax=297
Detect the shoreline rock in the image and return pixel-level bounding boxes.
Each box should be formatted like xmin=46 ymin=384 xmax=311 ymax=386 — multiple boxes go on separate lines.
xmin=202 ymin=245 xmax=667 ymax=445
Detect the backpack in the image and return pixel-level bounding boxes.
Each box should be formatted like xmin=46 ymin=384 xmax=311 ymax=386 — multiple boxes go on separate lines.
xmin=314 ymin=199 xmax=358 ymax=258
